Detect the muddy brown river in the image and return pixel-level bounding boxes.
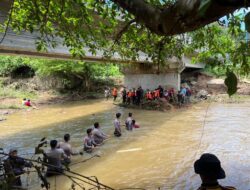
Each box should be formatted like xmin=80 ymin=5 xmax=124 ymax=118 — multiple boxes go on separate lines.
xmin=1 ymin=100 xmax=250 ymax=189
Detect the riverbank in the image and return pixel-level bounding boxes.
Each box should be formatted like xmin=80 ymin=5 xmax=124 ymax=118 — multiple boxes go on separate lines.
xmin=0 ymin=74 xmax=122 ymax=115
xmin=0 ymin=90 xmax=104 ymax=113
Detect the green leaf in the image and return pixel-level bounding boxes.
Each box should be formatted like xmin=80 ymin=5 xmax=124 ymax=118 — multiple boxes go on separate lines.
xmin=224 ymin=71 xmax=238 ymax=96
xmin=198 ymin=0 xmax=212 ymax=17
xmin=245 ymin=12 xmax=250 ymax=33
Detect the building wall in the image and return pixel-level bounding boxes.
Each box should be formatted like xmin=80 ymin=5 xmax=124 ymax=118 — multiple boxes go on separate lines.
xmin=124 ymin=73 xmax=180 ymax=90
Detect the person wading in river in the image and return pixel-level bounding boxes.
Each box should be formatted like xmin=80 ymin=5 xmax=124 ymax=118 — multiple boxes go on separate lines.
xmin=83 ymin=128 xmax=98 ymax=153
xmin=122 ymin=87 xmax=127 ymax=104
xmin=92 ymin=122 xmax=108 ymax=145
xmin=125 ymin=112 xmax=133 ymax=131
xmin=112 ymin=87 xmax=118 ymax=101
xmin=44 ymin=140 xmax=66 ymax=177
xmin=114 ymin=113 xmax=122 ymax=137
xmin=58 ymin=134 xmax=76 ymax=164
xmin=194 ymin=153 xmax=236 ymax=190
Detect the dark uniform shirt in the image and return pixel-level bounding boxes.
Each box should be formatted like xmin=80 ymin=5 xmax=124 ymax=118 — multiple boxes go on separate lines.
xmin=197 ymin=182 xmax=236 ymax=190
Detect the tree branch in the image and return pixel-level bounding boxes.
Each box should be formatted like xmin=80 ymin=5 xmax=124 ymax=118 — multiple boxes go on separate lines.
xmin=112 ymin=0 xmax=250 ymax=36
xmin=0 ymin=0 xmax=14 ymax=44
xmin=114 ymin=19 xmax=136 ymax=44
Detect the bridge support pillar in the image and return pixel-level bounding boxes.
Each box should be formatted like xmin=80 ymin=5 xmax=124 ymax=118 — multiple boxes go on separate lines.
xmin=124 ymin=73 xmax=180 ymax=90
xmin=122 ymin=62 xmax=182 ymax=91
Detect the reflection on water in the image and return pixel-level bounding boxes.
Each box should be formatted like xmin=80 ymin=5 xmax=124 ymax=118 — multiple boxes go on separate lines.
xmin=1 ymin=100 xmax=250 ymax=189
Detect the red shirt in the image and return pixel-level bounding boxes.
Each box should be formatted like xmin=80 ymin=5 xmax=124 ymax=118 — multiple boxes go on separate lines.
xmin=133 ymin=124 xmax=140 ymax=128
xmin=25 ymin=101 xmax=31 ymax=107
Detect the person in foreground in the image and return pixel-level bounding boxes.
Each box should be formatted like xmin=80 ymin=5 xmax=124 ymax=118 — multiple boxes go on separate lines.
xmin=194 ymin=153 xmax=236 ymax=190
xmin=4 ymin=148 xmax=32 ymax=187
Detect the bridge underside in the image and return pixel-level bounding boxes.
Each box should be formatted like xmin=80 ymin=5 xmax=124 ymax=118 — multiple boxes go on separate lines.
xmin=0 ymin=3 xmax=204 ymax=90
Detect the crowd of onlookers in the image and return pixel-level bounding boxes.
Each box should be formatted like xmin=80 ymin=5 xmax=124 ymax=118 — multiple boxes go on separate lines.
xmin=105 ymin=84 xmax=192 ymax=106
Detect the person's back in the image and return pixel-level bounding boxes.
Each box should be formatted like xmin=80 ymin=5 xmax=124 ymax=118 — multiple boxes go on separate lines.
xmin=45 ymin=140 xmax=66 ymax=176
xmin=58 ymin=142 xmax=71 ymax=157
xmin=132 ymin=120 xmax=140 ymax=128
xmin=122 ymin=88 xmax=127 ymax=103
xmin=197 ymin=184 xmax=236 ymax=190
xmin=84 ymin=128 xmax=96 ymax=153
xmin=114 ymin=113 xmax=122 ymax=137
xmin=125 ymin=113 xmax=133 ymax=131
xmin=25 ymin=100 xmax=31 ymax=107
xmin=57 ymin=134 xmax=73 ymax=163
xmin=112 ymin=88 xmax=118 ymax=101
xmin=194 ymin=153 xmax=236 ymax=190
xmin=46 ymin=148 xmax=65 ymax=168
xmin=104 ymin=89 xmax=110 ymax=100
xmin=92 ymin=128 xmax=103 ymax=144
xmin=92 ymin=122 xmax=106 ymax=144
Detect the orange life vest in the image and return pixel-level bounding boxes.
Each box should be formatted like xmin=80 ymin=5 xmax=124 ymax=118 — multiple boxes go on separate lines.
xmin=112 ymin=88 xmax=118 ymax=96
xmin=146 ymin=92 xmax=153 ymax=100
xmin=128 ymin=92 xmax=133 ymax=98
xmin=154 ymin=90 xmax=160 ymax=98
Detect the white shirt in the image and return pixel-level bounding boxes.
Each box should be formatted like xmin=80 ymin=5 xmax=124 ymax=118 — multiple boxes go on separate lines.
xmin=58 ymin=142 xmax=72 ymax=157
xmin=114 ymin=118 xmax=121 ymax=132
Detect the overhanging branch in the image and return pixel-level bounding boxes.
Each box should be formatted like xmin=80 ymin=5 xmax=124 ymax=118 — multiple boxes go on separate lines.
xmin=112 ymin=0 xmax=250 ymax=36
xmin=114 ymin=19 xmax=136 ymax=44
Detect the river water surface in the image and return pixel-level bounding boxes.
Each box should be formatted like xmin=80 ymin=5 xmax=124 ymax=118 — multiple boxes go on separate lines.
xmin=1 ymin=100 xmax=250 ymax=189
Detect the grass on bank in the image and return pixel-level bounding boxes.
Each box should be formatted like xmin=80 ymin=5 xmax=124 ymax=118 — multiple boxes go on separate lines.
xmin=0 ymin=86 xmax=37 ymax=99
xmin=0 ymin=104 xmax=21 ymax=109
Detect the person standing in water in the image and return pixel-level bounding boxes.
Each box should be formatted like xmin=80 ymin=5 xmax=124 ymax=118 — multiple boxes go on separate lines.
xmin=57 ymin=134 xmax=75 ymax=164
xmin=112 ymin=87 xmax=118 ymax=101
xmin=122 ymin=87 xmax=127 ymax=104
xmin=132 ymin=120 xmax=140 ymax=128
xmin=114 ymin=113 xmax=122 ymax=137
xmin=104 ymin=87 xmax=110 ymax=100
xmin=92 ymin=122 xmax=108 ymax=144
xmin=44 ymin=140 xmax=66 ymax=177
xmin=83 ymin=128 xmax=98 ymax=153
xmin=125 ymin=112 xmax=133 ymax=131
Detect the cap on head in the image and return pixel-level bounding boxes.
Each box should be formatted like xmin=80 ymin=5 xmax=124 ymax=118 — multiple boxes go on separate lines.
xmin=194 ymin=153 xmax=225 ymax=179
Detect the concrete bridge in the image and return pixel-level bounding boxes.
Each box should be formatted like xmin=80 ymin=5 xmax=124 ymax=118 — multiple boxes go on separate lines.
xmin=0 ymin=2 xmax=205 ymax=90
